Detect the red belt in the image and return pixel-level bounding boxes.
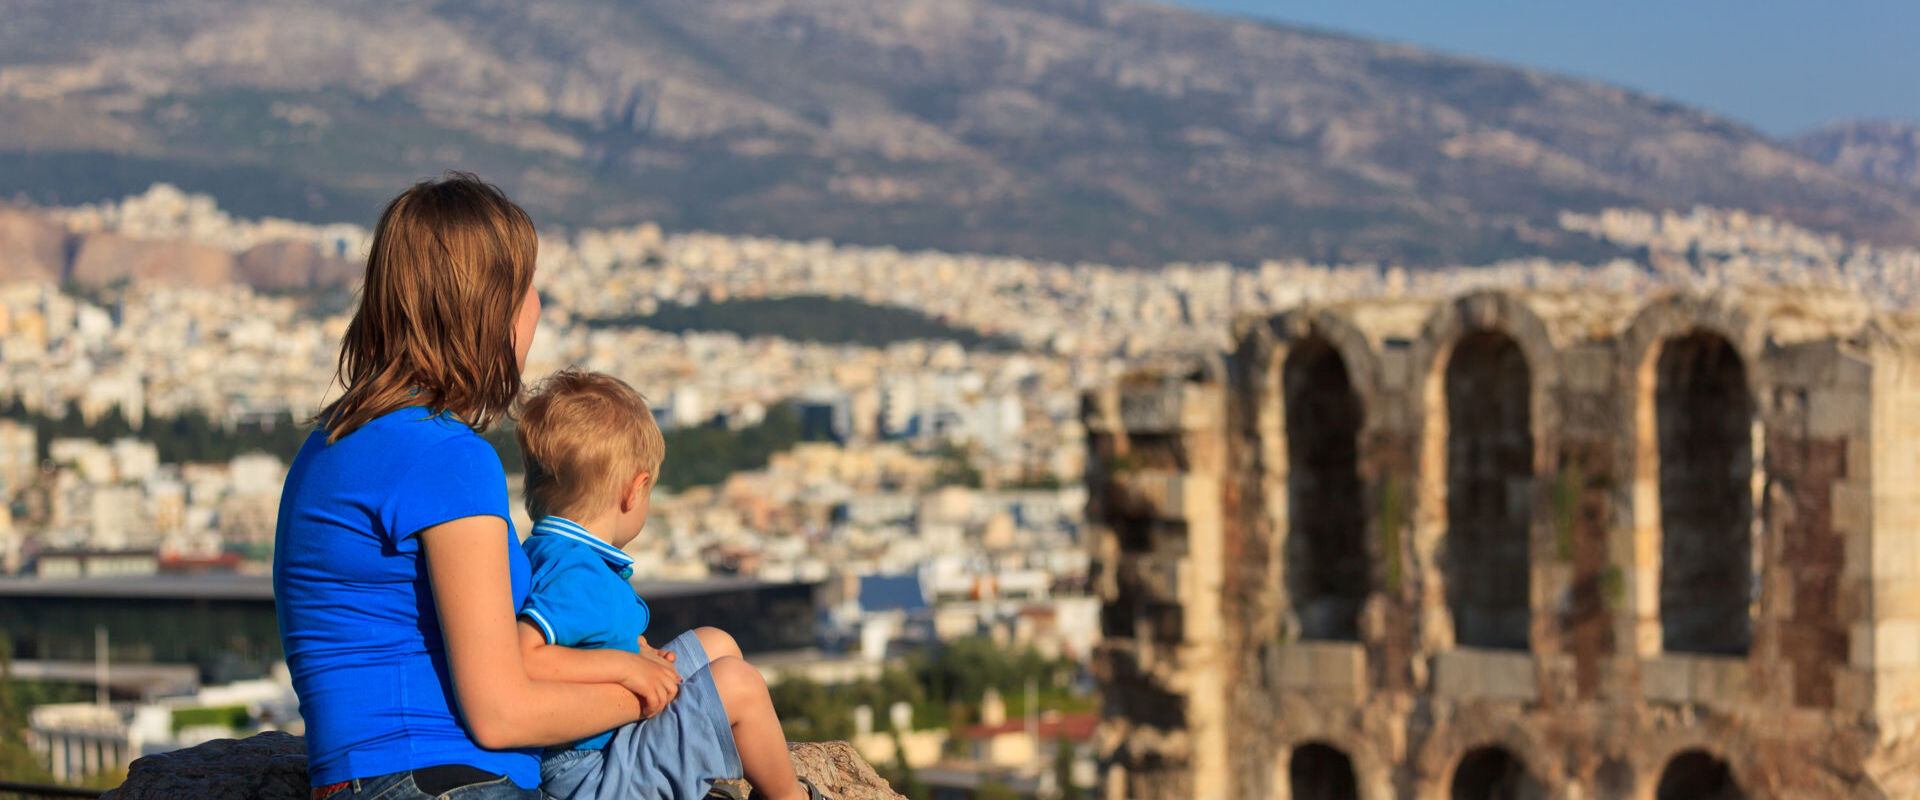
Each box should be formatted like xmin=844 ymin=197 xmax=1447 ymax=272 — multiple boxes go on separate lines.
xmin=311 ymin=781 xmax=351 ymax=800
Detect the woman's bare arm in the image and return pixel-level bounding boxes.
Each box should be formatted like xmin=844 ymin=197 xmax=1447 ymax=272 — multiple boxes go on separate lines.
xmin=517 ymin=622 xmax=681 ymax=714
xmin=422 ymin=514 xmax=648 ymax=749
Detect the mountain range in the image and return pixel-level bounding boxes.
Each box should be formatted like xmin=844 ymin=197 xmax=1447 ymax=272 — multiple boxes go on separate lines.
xmin=1793 ymin=120 xmax=1920 ymax=195
xmin=0 ymin=0 xmax=1915 ymax=268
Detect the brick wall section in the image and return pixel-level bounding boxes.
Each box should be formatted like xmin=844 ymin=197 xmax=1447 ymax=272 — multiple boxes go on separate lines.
xmin=1089 ymin=289 xmax=1909 ymax=800
xmin=1770 ymin=432 xmax=1849 ymax=709
xmin=1367 ymin=430 xmax=1420 ymax=695
xmin=1561 ymin=438 xmax=1617 ymax=701
xmin=1086 ymin=371 xmax=1230 ymax=800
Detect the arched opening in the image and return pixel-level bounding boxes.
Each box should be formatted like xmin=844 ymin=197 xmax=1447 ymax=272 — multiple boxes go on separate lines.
xmin=1593 ymin=759 xmax=1636 ymax=799
xmin=1444 ymin=331 xmax=1534 ymax=649
xmin=1656 ymin=750 xmax=1743 ymax=800
xmin=1656 ymin=332 xmax=1754 ymax=655
xmin=1289 ymin=742 xmax=1359 ymax=800
xmin=1450 ymin=747 xmax=1544 ymax=800
xmin=1284 ymin=338 xmax=1367 ymax=641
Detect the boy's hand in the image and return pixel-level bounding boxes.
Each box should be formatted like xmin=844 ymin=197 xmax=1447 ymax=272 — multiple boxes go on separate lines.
xmin=621 ymin=649 xmax=681 ymax=717
xmin=637 ymin=635 xmax=676 ymax=663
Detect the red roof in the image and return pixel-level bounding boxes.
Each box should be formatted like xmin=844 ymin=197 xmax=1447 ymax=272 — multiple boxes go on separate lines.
xmin=959 ymin=711 xmax=1098 ymax=742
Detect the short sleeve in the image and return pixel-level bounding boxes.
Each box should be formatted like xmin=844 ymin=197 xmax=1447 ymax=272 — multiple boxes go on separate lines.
xmin=519 ymin=554 xmax=614 ymax=647
xmin=378 ymin=434 xmax=509 ymax=554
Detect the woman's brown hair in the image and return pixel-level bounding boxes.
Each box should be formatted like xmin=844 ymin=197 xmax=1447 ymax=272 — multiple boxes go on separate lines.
xmin=315 ymin=173 xmax=537 ymax=441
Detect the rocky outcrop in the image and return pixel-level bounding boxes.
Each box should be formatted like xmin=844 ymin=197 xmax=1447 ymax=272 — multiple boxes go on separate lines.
xmin=101 ymin=731 xmax=308 ymax=800
xmin=783 ymin=741 xmax=906 ymax=800
xmin=235 ymin=240 xmax=358 ymax=291
xmin=68 ymin=231 xmax=235 ymax=288
xmin=101 ymin=733 xmax=903 ymax=800
xmin=0 ymin=202 xmax=356 ymax=290
xmin=0 ymin=203 xmax=71 ymax=283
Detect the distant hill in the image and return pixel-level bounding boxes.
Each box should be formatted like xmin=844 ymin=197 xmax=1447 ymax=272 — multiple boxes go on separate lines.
xmin=1 ymin=0 xmax=1917 ymax=267
xmin=1793 ymin=120 xmax=1920 ymax=193
xmin=586 ymin=295 xmax=1022 ymax=351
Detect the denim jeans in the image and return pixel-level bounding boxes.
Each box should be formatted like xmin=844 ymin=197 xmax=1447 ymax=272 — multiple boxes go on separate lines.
xmin=340 ymin=768 xmax=542 ymax=800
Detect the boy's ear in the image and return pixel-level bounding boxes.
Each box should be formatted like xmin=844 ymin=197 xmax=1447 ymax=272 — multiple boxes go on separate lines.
xmin=621 ymin=470 xmax=653 ymax=511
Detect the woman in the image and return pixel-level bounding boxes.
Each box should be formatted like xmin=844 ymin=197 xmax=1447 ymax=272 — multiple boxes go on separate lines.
xmin=274 ymin=174 xmax=680 ymax=799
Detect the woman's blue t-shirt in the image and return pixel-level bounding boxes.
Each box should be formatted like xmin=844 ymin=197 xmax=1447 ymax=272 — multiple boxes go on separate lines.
xmin=273 ymin=407 xmax=537 ymax=788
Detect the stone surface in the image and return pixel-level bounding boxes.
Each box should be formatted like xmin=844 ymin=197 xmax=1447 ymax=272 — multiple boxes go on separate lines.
xmin=783 ymin=741 xmax=905 ymax=800
xmin=102 ymin=733 xmax=901 ymax=800
xmin=102 ymin=731 xmax=308 ymax=800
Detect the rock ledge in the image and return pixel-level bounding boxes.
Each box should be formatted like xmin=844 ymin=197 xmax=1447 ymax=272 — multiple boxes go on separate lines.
xmin=101 ymin=732 xmax=903 ymax=800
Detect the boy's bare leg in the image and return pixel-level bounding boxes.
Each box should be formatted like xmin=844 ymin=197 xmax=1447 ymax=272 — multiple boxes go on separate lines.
xmin=695 ymin=626 xmax=744 ymax=663
xmin=711 ymin=656 xmax=807 ymax=800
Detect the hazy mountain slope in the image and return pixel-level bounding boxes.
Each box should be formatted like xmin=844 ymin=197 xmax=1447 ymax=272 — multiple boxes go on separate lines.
xmin=1793 ymin=120 xmax=1920 ymax=193
xmin=0 ymin=0 xmax=1914 ymax=266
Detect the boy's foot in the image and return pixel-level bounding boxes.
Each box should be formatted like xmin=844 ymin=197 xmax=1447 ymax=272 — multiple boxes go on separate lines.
xmin=706 ymin=782 xmax=749 ymax=800
xmin=746 ymin=776 xmax=831 ymax=800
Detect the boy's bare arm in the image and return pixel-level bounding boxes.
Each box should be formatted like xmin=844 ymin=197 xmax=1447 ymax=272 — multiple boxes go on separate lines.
xmin=518 ymin=621 xmax=682 ymax=714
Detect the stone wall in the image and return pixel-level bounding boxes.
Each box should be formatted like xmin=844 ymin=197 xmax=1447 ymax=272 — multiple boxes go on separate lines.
xmin=1089 ymin=288 xmax=1920 ymax=799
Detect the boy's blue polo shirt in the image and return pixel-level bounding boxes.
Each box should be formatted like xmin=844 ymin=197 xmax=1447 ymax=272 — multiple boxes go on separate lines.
xmin=519 ymin=516 xmax=651 ymax=751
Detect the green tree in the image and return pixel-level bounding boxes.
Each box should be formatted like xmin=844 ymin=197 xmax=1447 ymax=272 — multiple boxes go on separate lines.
xmin=1054 ymin=738 xmax=1083 ymax=800
xmin=484 ymin=403 xmax=807 ymax=492
xmin=931 ymin=441 xmax=982 ymax=489
xmin=0 ymin=639 xmax=55 ymax=783
xmin=975 ymin=781 xmax=1022 ymax=800
xmin=768 ymin=676 xmax=855 ymax=743
xmin=585 ymin=295 xmax=1020 ymax=352
xmin=887 ymin=730 xmax=929 ymax=800
xmin=2 ymin=401 xmax=312 ymax=465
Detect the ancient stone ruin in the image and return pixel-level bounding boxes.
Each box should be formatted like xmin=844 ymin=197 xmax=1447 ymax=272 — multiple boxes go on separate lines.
xmin=1086 ymin=288 xmax=1920 ymax=799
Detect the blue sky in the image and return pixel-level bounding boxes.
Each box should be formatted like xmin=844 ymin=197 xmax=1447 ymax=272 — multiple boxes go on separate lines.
xmin=1174 ymin=0 xmax=1919 ymax=137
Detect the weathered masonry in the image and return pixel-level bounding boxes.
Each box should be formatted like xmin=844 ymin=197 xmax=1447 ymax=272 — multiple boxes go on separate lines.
xmin=1085 ymin=288 xmax=1920 ymax=799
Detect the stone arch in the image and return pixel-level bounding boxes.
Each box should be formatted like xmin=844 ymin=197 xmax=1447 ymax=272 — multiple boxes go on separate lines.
xmin=1654 ymin=749 xmax=1744 ymax=800
xmin=1272 ymin=730 xmax=1395 ymax=800
xmin=1289 ymin=741 xmax=1361 ymax=800
xmin=1244 ymin=309 xmax=1386 ymax=643
xmin=1449 ymin=746 xmax=1546 ymax=800
xmin=1620 ymin=296 xmax=1767 ymax=657
xmin=1411 ymin=292 xmax=1560 ymax=651
xmin=1266 ymin=308 xmax=1386 ymax=408
xmin=1282 ymin=335 xmax=1368 ymax=640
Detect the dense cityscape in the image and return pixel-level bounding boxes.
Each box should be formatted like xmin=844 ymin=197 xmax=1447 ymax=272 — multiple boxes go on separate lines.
xmin=2 ymin=0 xmax=1917 ymax=793
xmin=5 ymin=180 xmax=1919 ymax=796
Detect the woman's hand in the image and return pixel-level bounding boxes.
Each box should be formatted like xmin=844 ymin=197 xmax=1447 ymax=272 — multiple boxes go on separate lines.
xmin=622 ymin=648 xmax=682 ymax=718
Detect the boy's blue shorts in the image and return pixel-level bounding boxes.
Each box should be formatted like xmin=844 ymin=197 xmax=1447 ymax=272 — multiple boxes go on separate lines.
xmin=538 ymin=631 xmax=743 ymax=800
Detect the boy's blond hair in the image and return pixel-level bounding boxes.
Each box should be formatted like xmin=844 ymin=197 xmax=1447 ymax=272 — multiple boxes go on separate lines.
xmin=516 ymin=368 xmax=666 ymax=520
